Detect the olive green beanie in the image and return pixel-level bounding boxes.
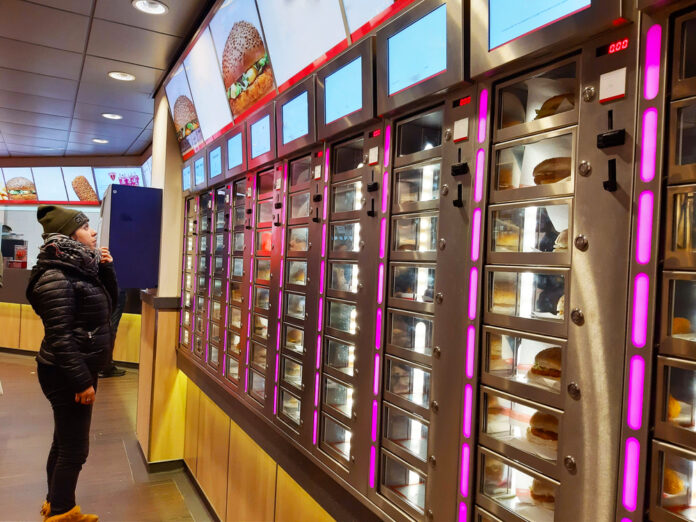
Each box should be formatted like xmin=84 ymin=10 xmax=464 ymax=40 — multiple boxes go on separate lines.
xmin=37 ymin=205 xmax=89 ymax=236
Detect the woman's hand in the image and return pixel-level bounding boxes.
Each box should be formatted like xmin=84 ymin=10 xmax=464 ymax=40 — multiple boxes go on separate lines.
xmin=75 ymin=386 xmax=96 ymax=405
xmin=100 ymin=247 xmax=113 ymax=264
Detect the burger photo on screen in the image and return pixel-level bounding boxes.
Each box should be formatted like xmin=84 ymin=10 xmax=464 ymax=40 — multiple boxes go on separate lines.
xmin=6 ymin=176 xmax=38 ymax=201
xmin=222 ymin=21 xmax=274 ymax=118
xmin=173 ymin=95 xmax=202 ymax=149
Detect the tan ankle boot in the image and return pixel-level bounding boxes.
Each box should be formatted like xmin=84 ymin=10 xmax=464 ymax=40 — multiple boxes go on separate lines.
xmin=45 ymin=505 xmax=98 ymax=522
xmin=40 ymin=500 xmax=51 ymax=520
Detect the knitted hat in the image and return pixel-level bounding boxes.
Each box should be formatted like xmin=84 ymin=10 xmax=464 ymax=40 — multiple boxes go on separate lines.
xmin=37 ymin=205 xmax=89 ymax=236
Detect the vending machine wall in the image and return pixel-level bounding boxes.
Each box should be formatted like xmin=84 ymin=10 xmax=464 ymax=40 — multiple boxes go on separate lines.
xmin=180 ymin=194 xmax=198 ymax=354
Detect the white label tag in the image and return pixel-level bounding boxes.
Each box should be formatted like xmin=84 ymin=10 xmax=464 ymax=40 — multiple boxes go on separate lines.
xmin=453 ymin=118 xmax=469 ymax=142
xmin=274 ymin=178 xmax=281 ymax=190
xmin=599 ymin=67 xmax=627 ymax=103
xmin=368 ymin=146 xmax=379 ymax=165
xmin=246 ymin=187 xmax=252 ymax=198
xmin=314 ymin=165 xmax=322 ymax=179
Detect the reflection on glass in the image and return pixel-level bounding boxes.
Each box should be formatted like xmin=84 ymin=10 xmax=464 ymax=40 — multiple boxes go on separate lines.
xmin=182 ymin=310 xmax=191 ymax=327
xmin=214 ymin=256 xmax=224 ymax=273
xmin=480 ymin=454 xmax=556 ymax=519
xmin=332 ymin=181 xmax=363 ymax=213
xmin=322 ymin=415 xmax=352 ymax=460
xmin=257 ymin=230 xmax=272 ymax=253
xmin=490 ymin=271 xmax=566 ymax=320
xmin=328 ymin=300 xmax=357 ymax=334
xmin=196 ymin=297 xmax=205 ymax=318
xmin=232 ymin=258 xmax=244 ymax=278
xmin=285 ymin=325 xmax=304 ymax=354
xmin=215 ymin=187 xmax=227 ymax=207
xmin=227 ymin=357 xmax=240 ymax=380
xmin=187 ymin=236 xmax=194 ymax=253
xmin=288 ymin=227 xmax=309 ymax=252
xmin=234 ymin=232 xmax=245 ymax=252
xmin=291 ymin=192 xmax=311 ymax=219
xmin=194 ymin=335 xmax=203 ymax=355
xmin=389 ymin=312 xmax=433 ymax=356
xmin=324 ymin=376 xmax=353 ymax=417
xmin=286 ymin=293 xmax=306 ymax=320
xmin=257 ymin=200 xmax=274 ymax=224
xmin=200 ymin=193 xmax=212 ymax=210
xmin=381 ymin=451 xmax=426 ymax=512
xmin=670 ymin=279 xmax=696 ymax=341
xmin=234 ymin=206 xmax=245 ymax=225
xmin=674 ymin=192 xmax=696 ymax=251
xmin=185 ymin=273 xmax=192 ymax=291
xmin=397 ymin=109 xmax=443 ymax=157
xmin=257 ymin=172 xmax=274 ymax=197
xmin=666 ymin=366 xmax=696 ymax=433
xmin=228 ymin=332 xmax=241 ymax=355
xmin=186 ymin=255 xmax=194 ymax=271
xmin=250 ymin=370 xmax=266 ymax=401
xmin=393 ymin=214 xmax=438 ymax=253
xmin=257 ymin=259 xmax=271 ymax=281
xmin=330 ymin=262 xmax=359 ymax=293
xmin=199 ymin=236 xmax=208 ymax=253
xmin=210 ymin=324 xmax=221 ymax=344
xmin=392 ymin=265 xmax=435 ymax=303
xmin=492 ymin=204 xmax=569 ymax=253
xmin=211 ymin=301 xmax=221 ymax=322
xmin=182 ymin=329 xmax=190 ymax=345
xmin=255 ymin=287 xmax=270 ymax=310
xmin=384 ymin=406 xmax=428 ymax=461
xmin=214 ymin=234 xmax=225 ymax=253
xmin=330 ymin=222 xmax=361 ymax=253
xmin=210 ymin=345 xmax=219 ymax=365
xmin=496 ymin=134 xmax=572 ymax=191
xmin=283 ymin=357 xmax=303 ymax=388
xmin=229 ymin=306 xmax=242 ymax=329
xmin=212 ymin=278 xmax=223 ymax=298
xmin=287 ymin=260 xmax=307 ymax=285
xmin=499 ymin=61 xmax=576 ymax=130
xmin=184 ymin=291 xmax=192 ymax=308
xmin=290 ymin=156 xmax=312 ymax=186
xmin=230 ymin=282 xmax=242 ymax=303
xmin=252 ymin=343 xmax=267 ymax=369
xmin=216 ymin=211 xmax=225 ymax=231
xmin=281 ymin=389 xmax=301 ymax=425
xmin=387 ymin=358 xmax=430 ymax=408
xmin=254 ymin=315 xmax=269 ymax=339
xmin=233 ymin=180 xmax=245 ymax=205
xmin=395 ymin=163 xmax=440 ymax=206
xmin=334 ymin=136 xmax=364 ymax=174
xmin=200 ymin=216 xmax=209 ymax=233
xmin=325 ymin=338 xmax=355 ymax=377
xmin=685 ymin=19 xmax=696 ymax=80
xmin=658 ymin=450 xmax=696 ymax=518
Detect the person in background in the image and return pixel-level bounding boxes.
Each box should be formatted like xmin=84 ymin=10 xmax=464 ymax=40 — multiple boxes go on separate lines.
xmin=98 ymin=289 xmax=127 ymax=378
xmin=26 ymin=205 xmax=118 ymax=522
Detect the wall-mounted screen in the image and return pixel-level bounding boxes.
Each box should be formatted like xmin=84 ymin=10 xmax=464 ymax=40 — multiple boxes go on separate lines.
xmin=164 ymin=66 xmax=204 ymax=158
xmin=489 ymin=0 xmax=591 ymax=50
xmin=209 ymin=146 xmax=223 ymax=179
xmin=31 ymin=167 xmax=67 ymax=202
xmin=228 ymin=133 xmax=243 ymax=170
xmin=182 ymin=165 xmax=191 ymax=191
xmin=325 ymin=56 xmax=363 ymax=124
xmin=342 ymin=0 xmax=393 ymax=34
xmin=93 ymin=167 xmax=143 ymax=199
xmin=387 ymin=4 xmax=447 ymax=96
xmin=61 ymin=167 xmax=99 ymax=203
xmin=194 ymin=157 xmax=206 ymax=186
xmin=251 ymin=115 xmax=271 ymax=158
xmin=1 ymin=167 xmax=37 ymax=202
xmin=282 ymin=91 xmax=309 ymax=145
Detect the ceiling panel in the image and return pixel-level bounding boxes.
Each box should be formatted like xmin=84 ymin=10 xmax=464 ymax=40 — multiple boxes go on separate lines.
xmin=126 ymin=137 xmax=151 ymax=155
xmin=27 ymin=0 xmax=95 ymax=16
xmin=81 ymin=55 xmax=162 ymax=95
xmin=94 ymin=0 xmax=208 ymax=37
xmin=73 ymin=102 xmax=153 ymax=128
xmin=0 ymin=68 xmax=78 ymax=101
xmin=0 ymin=142 xmax=9 ymax=156
xmin=68 ymin=130 xmax=135 ymax=147
xmin=87 ymin=19 xmax=181 ymax=70
xmin=0 ymin=38 xmax=83 ymax=80
xmin=66 ymin=141 xmax=125 ymax=155
xmin=69 ymin=118 xmax=143 ymax=140
xmin=7 ymin=143 xmax=66 ymax=155
xmin=0 ymin=90 xmax=75 ymax=117
xmin=0 ymin=122 xmax=69 ymax=141
xmin=0 ymin=0 xmax=90 ymax=53
xmin=0 ymin=107 xmax=71 ymax=130
xmin=2 ymin=133 xmax=67 ymax=149
xmin=76 ymin=81 xmax=154 ymax=113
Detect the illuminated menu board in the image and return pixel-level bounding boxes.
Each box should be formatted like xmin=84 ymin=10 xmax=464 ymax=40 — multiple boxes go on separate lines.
xmin=194 ymin=157 xmax=206 ymax=186
xmin=251 ymin=115 xmax=271 ymax=158
xmin=387 ymin=4 xmax=447 ymax=96
xmin=182 ymin=165 xmax=192 ymax=191
xmin=228 ymin=133 xmax=244 ymax=170
xmin=342 ymin=0 xmax=393 ymax=34
xmin=93 ymin=167 xmax=143 ymax=199
xmin=60 ymin=167 xmax=99 ymax=203
xmin=31 ymin=167 xmax=67 ymax=202
xmin=209 ymin=146 xmax=223 ymax=179
xmin=325 ymin=56 xmax=363 ymax=124
xmin=489 ymin=0 xmax=592 ymax=50
xmin=164 ymin=66 xmax=204 ymax=158
xmin=282 ymin=91 xmax=309 ymax=145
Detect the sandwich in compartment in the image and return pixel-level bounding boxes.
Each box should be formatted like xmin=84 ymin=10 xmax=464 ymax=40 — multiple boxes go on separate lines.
xmin=532 ymin=157 xmax=571 ymax=185
xmin=530 ymin=478 xmax=556 ymax=510
xmin=71 ymin=176 xmax=98 ymax=201
xmin=527 ymin=347 xmax=562 ymax=383
xmin=526 ymin=411 xmax=559 ymax=450
xmin=6 ymin=176 xmax=37 ymax=201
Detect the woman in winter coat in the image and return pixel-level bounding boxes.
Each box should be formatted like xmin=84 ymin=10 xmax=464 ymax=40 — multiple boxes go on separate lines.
xmin=26 ymin=205 xmax=118 ymax=522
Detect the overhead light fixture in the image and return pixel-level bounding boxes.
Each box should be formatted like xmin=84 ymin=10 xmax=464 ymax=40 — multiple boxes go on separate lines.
xmin=131 ymin=0 xmax=168 ymax=15
xmin=92 ymin=138 xmax=109 ymax=144
xmin=108 ymin=71 xmax=136 ymax=82
xmin=102 ymin=113 xmax=123 ymax=120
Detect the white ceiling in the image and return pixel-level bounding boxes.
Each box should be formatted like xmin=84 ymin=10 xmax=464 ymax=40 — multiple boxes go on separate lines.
xmin=0 ymin=0 xmax=210 ymax=157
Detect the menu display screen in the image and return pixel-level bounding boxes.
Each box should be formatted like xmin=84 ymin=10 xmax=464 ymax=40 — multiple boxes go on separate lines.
xmin=194 ymin=157 xmax=206 ymax=186
xmin=182 ymin=165 xmax=191 ymax=191
xmin=61 ymin=167 xmax=99 ymax=203
xmin=209 ymin=146 xmax=223 ymax=179
xmin=228 ymin=133 xmax=243 ymax=170
xmin=387 ymin=4 xmax=447 ymax=96
xmin=342 ymin=0 xmax=393 ymax=34
xmin=164 ymin=66 xmax=204 ymax=157
xmin=30 ymin=167 xmax=67 ymax=202
xmin=325 ymin=56 xmax=363 ymax=124
xmin=282 ymin=91 xmax=309 ymax=145
xmin=251 ymin=115 xmax=271 ymax=158
xmin=93 ymin=167 xmax=143 ymax=199
xmin=489 ymin=0 xmax=591 ymax=50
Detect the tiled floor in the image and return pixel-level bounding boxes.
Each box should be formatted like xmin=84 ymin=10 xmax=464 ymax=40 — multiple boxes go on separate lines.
xmin=0 ymin=352 xmax=212 ymax=522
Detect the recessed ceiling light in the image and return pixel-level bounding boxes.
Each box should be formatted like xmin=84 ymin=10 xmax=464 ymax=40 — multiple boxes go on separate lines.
xmin=92 ymin=138 xmax=109 ymax=144
xmin=131 ymin=0 xmax=168 ymax=15
xmin=102 ymin=113 xmax=123 ymax=120
xmin=108 ymin=71 xmax=136 ymax=82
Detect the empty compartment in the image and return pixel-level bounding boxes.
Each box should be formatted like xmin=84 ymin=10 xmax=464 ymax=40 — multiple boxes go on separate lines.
xmin=669 ymin=278 xmax=696 ymax=343
xmin=232 ymin=257 xmax=244 ymax=278
xmin=228 ymin=331 xmax=241 ymax=355
xmin=288 ymin=227 xmax=309 ymax=252
xmin=182 ymin=329 xmax=190 ymax=346
xmin=280 ymin=389 xmax=301 ymax=425
xmin=227 ymin=357 xmax=240 ymax=380
xmin=256 ymin=259 xmax=271 ymax=281
xmin=323 ymin=376 xmax=353 ymax=418
xmin=322 ymin=414 xmax=352 ymax=460
xmin=286 ymin=292 xmax=306 ymax=320
xmin=199 ymin=237 xmax=208 ymax=253
xmin=290 ymin=155 xmax=312 ymax=187
xmin=394 ymin=162 xmax=441 ymax=206
xmin=251 ymin=342 xmax=267 ymax=369
xmin=333 ymin=136 xmax=365 ymax=174
xmin=489 ymin=270 xmax=566 ymax=321
xmin=229 ymin=306 xmax=242 ymax=329
xmin=393 ymin=213 xmax=438 ymax=253
xmin=200 ymin=215 xmax=210 ymax=233
xmin=186 ymin=255 xmax=194 ymax=272
xmin=213 ymin=256 xmax=224 ymax=274
xmin=491 ymin=202 xmax=570 ymax=253
xmin=233 ymin=179 xmax=246 ymax=205
xmin=234 ymin=206 xmax=245 ymax=225
xmin=214 ymin=234 xmax=225 ymax=253
xmin=183 ymin=291 xmax=192 ymax=309
xmin=381 ymin=451 xmax=426 ymax=513
xmin=257 ymin=171 xmax=274 ymax=198
xmin=327 ymin=300 xmax=357 ymax=334
xmin=194 ymin=335 xmax=203 ymax=356
xmin=185 ymin=273 xmax=193 ymax=291
xmin=657 ymin=449 xmax=696 ymax=517
xmin=282 ymin=356 xmax=303 ymax=388
xmin=215 ymin=211 xmax=226 ymax=232
xmin=383 ymin=403 xmax=429 ymax=461
xmin=257 ymin=230 xmax=273 ymax=254
xmin=291 ymin=192 xmax=311 ymax=219
xmin=332 ymin=180 xmax=363 ymax=213
xmin=287 ymin=260 xmax=307 ymax=286
xmin=325 ymin=337 xmax=355 ymax=377
xmin=257 ymin=200 xmax=274 ymax=224
xmin=389 ymin=311 xmax=434 ymax=357
xmin=186 ymin=236 xmax=194 ymax=253
xmin=386 ymin=357 xmax=431 ymax=409
xmin=195 ymin=315 xmax=205 ymax=335
xmin=330 ymin=222 xmax=361 ymax=253
xmin=255 ymin=286 xmax=270 ymax=310
xmin=391 ymin=264 xmax=436 ymax=304
xmin=249 ymin=370 xmax=266 ymax=401
xmin=329 ymin=262 xmax=360 ymax=293
xmin=230 ymin=282 xmax=242 ymax=303
xmin=197 ymin=275 xmax=207 ymax=293
xmin=212 ymin=278 xmax=223 ymax=298
xmin=182 ymin=310 xmax=191 ymax=328
xmin=253 ymin=315 xmax=268 ymax=339
xmin=284 ymin=325 xmax=304 ymax=354
xmin=209 ymin=345 xmax=219 ymax=366
xmin=187 ymin=218 xmax=195 ymax=235
xmin=210 ymin=324 xmax=221 ymax=344
xmin=211 ymin=302 xmax=222 ymax=322
xmin=397 ymin=108 xmax=443 ymax=157
xmin=676 ymin=102 xmax=696 ymax=166
xmin=233 ymin=232 xmax=245 ymax=252
xmin=673 ymin=190 xmax=696 ymax=253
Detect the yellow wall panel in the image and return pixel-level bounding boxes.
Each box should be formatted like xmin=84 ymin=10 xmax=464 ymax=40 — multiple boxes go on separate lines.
xmin=184 ymin=378 xmax=200 ymax=475
xmin=112 ymin=313 xmax=141 ymax=363
xmin=19 ymin=304 xmax=43 ymax=351
xmin=0 ymin=302 xmax=21 ymax=349
xmin=226 ymin=420 xmax=276 ymax=522
xmin=197 ymin=393 xmax=230 ymax=520
xmin=136 ymin=302 xmax=155 ymax=455
xmin=275 ymin=466 xmax=334 ymax=522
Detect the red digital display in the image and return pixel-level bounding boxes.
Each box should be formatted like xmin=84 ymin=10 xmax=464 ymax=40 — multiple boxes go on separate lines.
xmin=596 ymin=38 xmax=629 ymax=57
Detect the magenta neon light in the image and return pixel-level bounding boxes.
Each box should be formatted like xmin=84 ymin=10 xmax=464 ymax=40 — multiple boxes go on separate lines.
xmin=379 ymin=218 xmax=387 ymax=259
xmin=458 ymin=503 xmax=467 ymax=522
xmin=312 ymin=410 xmax=319 ymax=445
xmin=382 ymin=171 xmax=389 ymax=214
xmin=275 ymin=324 xmax=281 ymax=351
xmin=640 ymin=108 xmax=658 ymax=183
xmin=466 ymin=326 xmax=476 ymax=379
xmin=369 ymin=446 xmax=377 ymax=488
xmin=279 ymin=259 xmax=284 ymax=286
xmin=246 ymin=340 xmax=250 ymax=364
xmin=636 ymin=191 xmax=654 ymax=265
xmin=277 ymin=291 xmax=283 ymax=319
xmin=459 ymin=443 xmax=470 ymax=497
xmin=371 ymin=400 xmax=379 ymax=441
xmin=622 ymin=437 xmax=640 ymax=511
xmin=474 ymin=149 xmax=485 ymax=203
xmin=468 ymin=267 xmax=479 ymax=320
xmin=373 ymin=353 xmax=381 ymax=395
xmin=248 ymin=286 xmax=252 ymax=310
xmin=644 ymin=24 xmax=662 ymax=101
xmin=317 ymin=297 xmax=324 ymax=331
xmin=383 ymin=125 xmax=391 ymax=168
xmin=222 ymin=354 xmax=226 ymax=376
xmin=477 ymin=89 xmax=489 ymax=144
xmin=283 ymin=163 xmax=288 ymax=188
xmin=244 ymin=368 xmax=249 ymax=392
xmin=274 ymin=353 xmax=280 ymax=382
xmin=631 ymin=273 xmax=650 ymax=348
xmin=323 ymin=186 xmax=328 ymax=220
xmin=463 ymin=384 xmax=473 ymax=438
xmin=247 ymin=314 xmax=251 ymax=336
xmin=320 ymin=261 xmax=325 ymax=295
xmin=627 ymin=355 xmax=645 ymax=430
xmin=377 ymin=263 xmax=385 ymax=304
xmin=324 ymin=149 xmax=330 ymax=183
xmin=314 ymin=372 xmax=320 ymax=405
xmin=374 ymin=308 xmax=383 ymax=350
xmin=321 ymin=224 xmax=327 ymax=258
xmin=316 ymin=335 xmax=322 ymax=369
xmin=273 ymin=385 xmax=278 ymax=414
xmin=471 ymin=208 xmax=481 ymax=262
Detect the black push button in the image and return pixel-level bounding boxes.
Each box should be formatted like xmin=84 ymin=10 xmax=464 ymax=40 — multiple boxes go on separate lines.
xmin=274 ymin=202 xmax=282 ymax=209
xmin=367 ymin=182 xmax=379 ymax=192
xmin=603 ymin=159 xmax=618 ymax=192
xmin=597 ymin=129 xmax=625 ymax=149
xmin=313 ymin=193 xmax=322 ymax=202
xmin=246 ymin=208 xmax=252 ymax=215
xmin=451 ymin=162 xmax=469 ymax=177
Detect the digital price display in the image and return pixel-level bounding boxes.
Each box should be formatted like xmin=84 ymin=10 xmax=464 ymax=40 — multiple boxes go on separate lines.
xmin=251 ymin=115 xmax=271 ymax=159
xmin=282 ymin=91 xmax=309 ymax=145
xmin=182 ymin=166 xmax=191 ymax=191
xmin=596 ymin=37 xmax=629 ymax=57
xmin=209 ymin=146 xmax=222 ymax=179
xmin=325 ymin=56 xmax=363 ymax=124
xmin=228 ymin=133 xmax=243 ymax=170
xmin=194 ymin=157 xmax=205 ymax=186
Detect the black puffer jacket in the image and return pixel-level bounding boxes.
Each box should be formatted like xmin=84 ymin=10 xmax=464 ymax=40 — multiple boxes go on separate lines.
xmin=26 ymin=234 xmax=119 ymax=392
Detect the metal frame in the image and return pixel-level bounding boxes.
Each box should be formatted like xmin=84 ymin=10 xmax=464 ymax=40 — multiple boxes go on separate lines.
xmin=275 ymin=75 xmax=317 ymax=158
xmin=667 ymin=98 xmax=696 ymax=184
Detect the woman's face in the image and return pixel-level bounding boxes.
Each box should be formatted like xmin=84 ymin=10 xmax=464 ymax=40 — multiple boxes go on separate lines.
xmin=71 ymin=222 xmax=97 ymax=250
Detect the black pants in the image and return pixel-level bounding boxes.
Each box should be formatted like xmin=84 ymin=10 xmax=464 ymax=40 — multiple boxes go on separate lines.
xmin=37 ymin=363 xmax=97 ymax=515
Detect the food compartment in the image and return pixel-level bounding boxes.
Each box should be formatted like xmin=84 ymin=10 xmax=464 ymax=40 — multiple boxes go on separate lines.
xmin=393 ymin=213 xmax=438 ymax=253
xmin=290 ymin=192 xmax=311 ymax=219
xmin=321 ymin=414 xmax=352 ymax=461
xmin=182 ymin=309 xmax=191 ymax=328
xmin=671 ymin=188 xmax=696 ymax=257
xmin=257 ymin=171 xmax=274 ymax=198
xmin=333 ymin=136 xmax=364 ymax=174
xmin=332 ymin=180 xmax=363 ymax=213
xmin=388 ymin=311 xmax=434 ymax=357
xmin=325 ymin=337 xmax=356 ymax=377
xmin=282 ymin=356 xmax=303 ymax=388
xmin=391 ymin=264 xmax=435 ymax=304
xmin=229 ymin=282 xmax=242 ymax=303
xmin=397 ymin=108 xmax=443 ymax=157
xmin=256 ymin=230 xmax=273 ymax=254
xmin=323 ymin=376 xmax=354 ymax=418
xmin=233 ymin=206 xmax=245 ymax=225
xmin=676 ymin=102 xmax=696 ymax=167
xmin=255 ymin=287 xmax=270 ymax=311
xmin=181 ymin=328 xmax=190 ymax=346
xmin=228 ymin=331 xmax=241 ymax=355
xmin=480 ymin=452 xmax=556 ymax=521
xmin=394 ymin=162 xmax=441 ymax=207
xmin=215 ymin=210 xmax=226 ymax=232
xmin=290 ymin=155 xmax=312 ymax=187
xmin=288 ymin=227 xmax=309 ymax=252
xmin=488 ymin=270 xmax=566 ymax=322
xmin=330 ymin=222 xmax=361 ymax=253
xmin=327 ymin=300 xmax=357 ymax=334
xmin=287 ymin=260 xmax=307 ymax=286
xmin=184 ymin=272 xmax=193 ymax=291
xmin=253 ymin=315 xmax=268 ymax=339
xmin=491 ymin=202 xmax=570 ymax=255
xmin=257 ymin=200 xmax=274 ymax=224
xmin=185 ymin=254 xmax=194 ymax=272
xmin=284 ymin=325 xmax=304 ymax=354
xmin=495 ymin=133 xmax=573 ymax=194
xmin=386 ymin=357 xmax=431 ymax=410
xmin=251 ymin=343 xmax=267 ymax=370
xmin=212 ymin=278 xmax=223 ymax=299
xmin=667 ymin=277 xmax=696 ymax=346
xmin=233 ymin=232 xmax=245 ymax=252
xmin=249 ymin=370 xmax=266 ymax=402
xmin=655 ymin=448 xmax=696 ymax=518
xmin=229 ymin=306 xmax=242 ymax=329
xmin=227 ymin=357 xmax=240 ymax=381
xmin=383 ymin=403 xmax=429 ymax=462
xmin=329 ymin=262 xmax=359 ymax=293
xmin=256 ymin=259 xmax=271 ymax=281
xmin=280 ymin=389 xmax=301 ymax=425
xmin=210 ymin=301 xmax=222 ymax=322
xmin=380 ymin=451 xmax=426 ymax=513
xmin=233 ymin=179 xmax=246 ymax=205
xmin=231 ymin=257 xmax=244 ymax=278
xmin=286 ymin=292 xmax=306 ymax=320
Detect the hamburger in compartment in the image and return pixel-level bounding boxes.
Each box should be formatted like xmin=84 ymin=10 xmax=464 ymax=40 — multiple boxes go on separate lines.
xmin=529 ymin=478 xmax=556 ymax=510
xmin=526 ymin=411 xmax=559 ymax=450
xmin=533 ymin=157 xmax=571 ymax=185
xmin=222 ymin=21 xmax=274 ymax=118
xmin=527 ymin=347 xmax=562 ymax=383
xmin=71 ymin=176 xmax=98 ymax=201
xmin=173 ymin=96 xmax=201 ymax=148
xmin=6 ymin=176 xmax=37 ymax=200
